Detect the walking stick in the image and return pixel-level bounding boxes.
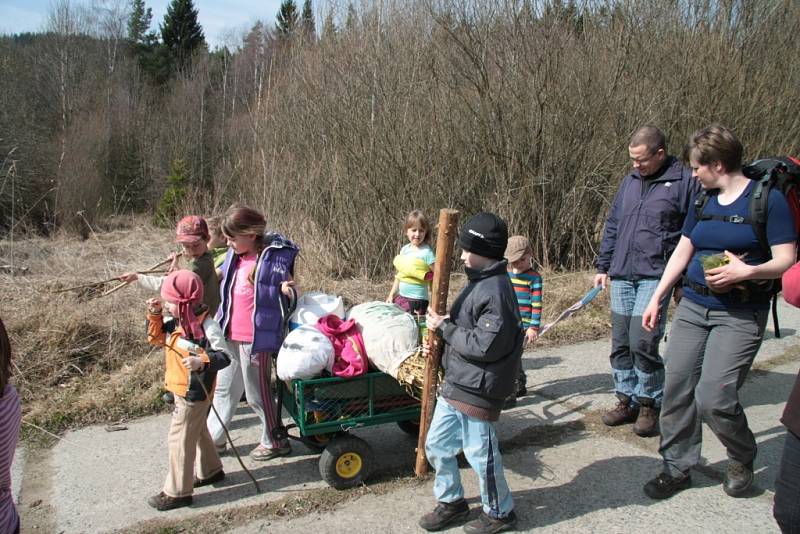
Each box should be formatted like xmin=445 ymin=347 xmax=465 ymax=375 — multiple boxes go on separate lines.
xmin=415 ymin=209 xmax=459 ymax=476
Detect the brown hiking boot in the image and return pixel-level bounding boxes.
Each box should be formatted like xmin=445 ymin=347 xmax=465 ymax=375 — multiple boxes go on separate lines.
xmin=633 ymin=404 xmax=660 ymax=437
xmin=602 ymin=396 xmax=638 ymax=426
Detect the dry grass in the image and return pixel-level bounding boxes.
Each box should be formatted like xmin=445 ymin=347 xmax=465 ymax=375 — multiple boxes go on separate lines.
xmin=0 ymin=219 xmax=611 ymax=443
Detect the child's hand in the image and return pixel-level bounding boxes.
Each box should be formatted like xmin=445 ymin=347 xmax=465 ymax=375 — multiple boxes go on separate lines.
xmin=119 ymin=272 xmax=139 ymax=283
xmin=146 ymin=298 xmax=162 ymax=314
xmin=181 ymin=356 xmax=203 ymax=371
xmin=425 ymin=309 xmax=449 ymax=331
xmin=281 ymin=280 xmax=296 ymax=297
xmin=385 ymin=295 xmax=394 ymax=304
xmin=525 ymin=328 xmax=539 ymax=344
xmin=167 ymin=252 xmax=181 ymax=273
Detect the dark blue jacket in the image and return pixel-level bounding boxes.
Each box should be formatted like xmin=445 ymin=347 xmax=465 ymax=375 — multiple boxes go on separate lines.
xmin=595 ymin=157 xmax=697 ymax=279
xmin=216 ymin=233 xmax=299 ymax=354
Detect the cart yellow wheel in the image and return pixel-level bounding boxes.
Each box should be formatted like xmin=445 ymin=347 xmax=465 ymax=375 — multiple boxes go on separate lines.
xmin=319 ymin=435 xmax=373 ymax=490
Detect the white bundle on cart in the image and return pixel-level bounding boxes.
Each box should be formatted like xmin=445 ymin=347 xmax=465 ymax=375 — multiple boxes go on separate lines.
xmin=347 ymin=301 xmax=418 ymax=378
xmin=276 ymin=324 xmax=335 ymax=380
xmin=288 ymin=292 xmax=345 ymax=330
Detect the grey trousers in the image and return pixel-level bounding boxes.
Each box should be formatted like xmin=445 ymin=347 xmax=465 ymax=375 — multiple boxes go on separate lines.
xmin=659 ymin=298 xmax=767 ymax=476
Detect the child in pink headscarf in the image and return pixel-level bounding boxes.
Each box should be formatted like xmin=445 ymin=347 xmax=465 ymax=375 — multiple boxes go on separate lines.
xmin=145 ymin=270 xmax=232 ymax=511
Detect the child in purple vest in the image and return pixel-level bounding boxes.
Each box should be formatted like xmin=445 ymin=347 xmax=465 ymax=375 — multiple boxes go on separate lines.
xmin=0 ymin=318 xmax=21 ymax=534
xmin=207 ymin=205 xmax=300 ymax=461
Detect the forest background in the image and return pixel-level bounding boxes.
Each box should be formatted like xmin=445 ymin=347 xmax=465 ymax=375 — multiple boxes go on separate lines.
xmin=1 ymin=0 xmax=800 ymax=438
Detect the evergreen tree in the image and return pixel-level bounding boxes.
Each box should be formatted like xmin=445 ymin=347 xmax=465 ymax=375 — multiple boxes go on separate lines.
xmin=276 ymin=0 xmax=299 ymax=37
xmin=321 ymin=9 xmax=337 ymax=41
xmin=160 ymin=0 xmax=205 ymax=72
xmin=344 ymin=2 xmax=358 ymax=33
xmin=127 ymin=0 xmax=152 ymax=43
xmin=301 ymin=0 xmax=316 ymax=41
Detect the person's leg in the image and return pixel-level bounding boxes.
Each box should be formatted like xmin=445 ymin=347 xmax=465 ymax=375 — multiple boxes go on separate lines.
xmin=163 ymin=395 xmax=197 ymax=498
xmin=425 ymin=398 xmax=465 ymax=504
xmin=461 ymin=417 xmax=514 ymax=518
xmin=420 ymin=398 xmax=470 ymax=531
xmin=252 ymin=351 xmax=290 ymax=451
xmin=195 ymin=397 xmax=224 ymax=481
xmin=605 ymin=279 xmax=638 ymax=424
xmin=695 ymin=307 xmax=766 ymax=496
xmin=657 ymin=299 xmax=710 ymax=476
xmin=207 ymin=340 xmax=245 ymax=447
xmin=630 ymin=279 xmax=671 ymax=436
xmin=774 ymin=430 xmax=800 ymax=533
xmin=695 ymin=307 xmax=766 ymax=465
xmin=240 ymin=346 xmax=288 ymax=454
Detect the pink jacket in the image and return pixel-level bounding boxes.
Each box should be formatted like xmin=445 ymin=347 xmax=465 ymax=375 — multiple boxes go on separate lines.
xmin=316 ymin=315 xmax=368 ymax=378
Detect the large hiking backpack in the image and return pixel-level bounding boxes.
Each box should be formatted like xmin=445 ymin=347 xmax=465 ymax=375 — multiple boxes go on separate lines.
xmin=694 ymin=156 xmax=800 ymax=338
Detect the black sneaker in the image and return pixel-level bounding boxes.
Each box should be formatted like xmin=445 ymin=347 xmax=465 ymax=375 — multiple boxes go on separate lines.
xmin=516 ymin=386 xmax=528 ymax=397
xmin=463 ymin=510 xmax=518 ymax=534
xmin=723 ymin=460 xmax=754 ymax=497
xmin=643 ymin=472 xmax=691 ymax=499
xmin=418 ymin=499 xmax=470 ymax=531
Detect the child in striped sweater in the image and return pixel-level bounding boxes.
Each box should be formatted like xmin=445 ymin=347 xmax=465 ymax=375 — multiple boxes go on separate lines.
xmin=504 ymin=236 xmax=543 ymax=404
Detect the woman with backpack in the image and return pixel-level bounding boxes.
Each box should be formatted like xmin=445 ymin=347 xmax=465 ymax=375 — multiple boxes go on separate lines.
xmin=639 ymin=124 xmax=797 ymax=500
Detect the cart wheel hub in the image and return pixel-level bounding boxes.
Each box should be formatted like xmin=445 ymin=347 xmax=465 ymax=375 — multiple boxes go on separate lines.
xmin=335 ymin=453 xmax=362 ymax=479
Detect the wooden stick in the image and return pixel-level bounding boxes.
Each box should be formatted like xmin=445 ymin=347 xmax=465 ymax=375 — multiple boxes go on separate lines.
xmin=51 ymin=254 xmax=181 ymax=294
xmin=98 ymin=255 xmax=182 ymax=298
xmin=415 ymin=208 xmax=459 ymax=477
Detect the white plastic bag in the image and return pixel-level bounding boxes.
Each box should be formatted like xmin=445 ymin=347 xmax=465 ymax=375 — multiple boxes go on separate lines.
xmin=276 ymin=324 xmax=335 ymax=380
xmin=289 ymin=292 xmax=345 ymax=330
xmin=347 ymin=301 xmax=418 ymax=378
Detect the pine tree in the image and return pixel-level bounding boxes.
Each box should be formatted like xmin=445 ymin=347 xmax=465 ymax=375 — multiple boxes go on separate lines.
xmin=321 ymin=9 xmax=337 ymax=41
xmin=160 ymin=0 xmax=205 ymax=72
xmin=300 ymin=0 xmax=316 ymax=42
xmin=276 ymin=0 xmax=299 ymax=37
xmin=128 ymin=0 xmax=152 ymax=43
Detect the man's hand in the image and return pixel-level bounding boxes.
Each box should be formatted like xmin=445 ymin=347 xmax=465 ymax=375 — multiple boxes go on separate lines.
xmin=593 ymin=273 xmax=608 ymax=289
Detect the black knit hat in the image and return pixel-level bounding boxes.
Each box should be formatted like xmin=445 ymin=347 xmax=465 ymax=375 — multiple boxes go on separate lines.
xmin=458 ymin=212 xmax=508 ymax=260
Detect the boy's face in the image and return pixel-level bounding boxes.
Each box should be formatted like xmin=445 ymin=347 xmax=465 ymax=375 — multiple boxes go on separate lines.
xmin=461 ymin=250 xmax=492 ymax=270
xmin=180 ymin=239 xmax=208 ymax=259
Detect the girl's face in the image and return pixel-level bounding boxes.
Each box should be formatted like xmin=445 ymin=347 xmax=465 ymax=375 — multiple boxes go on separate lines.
xmin=406 ymin=223 xmax=426 ymax=247
xmin=225 ymin=232 xmax=258 ymax=255
xmin=163 ymin=300 xmax=179 ymax=318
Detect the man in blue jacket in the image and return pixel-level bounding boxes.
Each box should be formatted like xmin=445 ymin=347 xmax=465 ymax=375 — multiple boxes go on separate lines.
xmin=593 ymin=125 xmax=697 ymax=437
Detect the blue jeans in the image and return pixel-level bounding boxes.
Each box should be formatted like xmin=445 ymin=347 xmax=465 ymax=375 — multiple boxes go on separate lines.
xmin=609 ymin=278 xmax=670 ymax=405
xmin=775 ymin=430 xmax=800 ymax=533
xmin=425 ymin=397 xmax=514 ymax=518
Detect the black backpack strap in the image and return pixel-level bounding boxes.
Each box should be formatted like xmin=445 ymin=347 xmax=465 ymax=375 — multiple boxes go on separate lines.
xmin=747 ymin=177 xmax=771 ymax=258
xmin=694 ymin=190 xmax=711 ymax=221
xmin=772 ymin=294 xmax=781 ymax=339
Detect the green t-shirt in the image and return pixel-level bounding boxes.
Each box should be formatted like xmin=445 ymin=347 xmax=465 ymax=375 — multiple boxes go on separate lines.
xmin=187 ymin=252 xmax=220 ymax=315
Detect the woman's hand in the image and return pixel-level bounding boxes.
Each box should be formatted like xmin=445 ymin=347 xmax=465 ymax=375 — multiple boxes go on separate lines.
xmin=641 ymin=299 xmax=660 ymax=332
xmin=704 ymin=251 xmax=752 ymax=290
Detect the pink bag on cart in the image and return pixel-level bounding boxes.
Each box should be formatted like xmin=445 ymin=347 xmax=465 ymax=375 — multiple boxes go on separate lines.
xmin=316 ymin=315 xmax=368 ymax=378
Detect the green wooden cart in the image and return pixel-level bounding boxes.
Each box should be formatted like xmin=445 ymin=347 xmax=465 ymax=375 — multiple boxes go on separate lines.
xmin=274 ymin=371 xmax=421 ymax=489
